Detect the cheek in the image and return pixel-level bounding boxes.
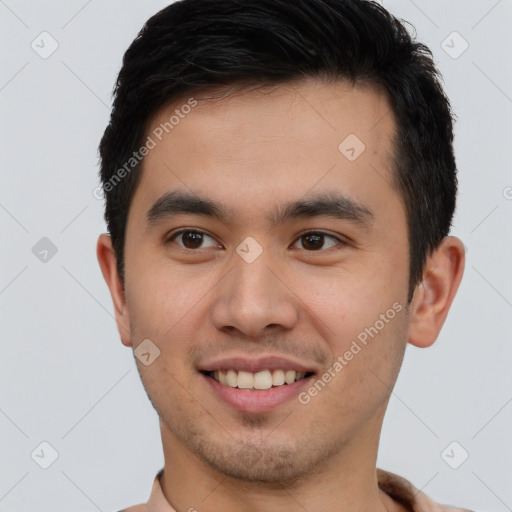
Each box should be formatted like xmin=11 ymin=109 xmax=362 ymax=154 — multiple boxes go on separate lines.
xmin=331 ymin=310 xmax=408 ymax=399
xmin=125 ymin=258 xmax=218 ymax=348
xmin=296 ymin=261 xmax=406 ymax=344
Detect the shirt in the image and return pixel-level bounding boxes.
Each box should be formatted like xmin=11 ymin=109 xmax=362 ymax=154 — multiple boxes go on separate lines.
xmin=118 ymin=467 xmax=473 ymax=512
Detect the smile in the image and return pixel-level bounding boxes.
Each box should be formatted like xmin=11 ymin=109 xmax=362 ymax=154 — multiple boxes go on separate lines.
xmin=204 ymin=369 xmax=313 ymax=390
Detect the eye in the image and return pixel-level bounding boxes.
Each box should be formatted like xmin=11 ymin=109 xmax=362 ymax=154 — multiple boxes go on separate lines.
xmin=292 ymin=231 xmax=345 ymax=251
xmin=167 ymin=229 xmax=220 ymax=250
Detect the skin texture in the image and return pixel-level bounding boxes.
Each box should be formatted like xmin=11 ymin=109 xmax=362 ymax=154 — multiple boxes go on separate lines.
xmin=97 ymin=79 xmax=465 ymax=512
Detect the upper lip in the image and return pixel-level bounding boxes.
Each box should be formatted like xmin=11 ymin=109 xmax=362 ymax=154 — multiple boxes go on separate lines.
xmin=198 ymin=355 xmax=319 ymax=374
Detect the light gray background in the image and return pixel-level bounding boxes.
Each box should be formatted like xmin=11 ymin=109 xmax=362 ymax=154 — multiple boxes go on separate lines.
xmin=1 ymin=0 xmax=511 ymax=511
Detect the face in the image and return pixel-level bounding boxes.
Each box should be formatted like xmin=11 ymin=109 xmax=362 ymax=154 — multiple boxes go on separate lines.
xmin=120 ymin=79 xmax=412 ymax=482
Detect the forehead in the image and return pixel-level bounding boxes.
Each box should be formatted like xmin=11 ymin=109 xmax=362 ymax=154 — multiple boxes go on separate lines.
xmin=130 ymin=79 xmax=401 ymax=229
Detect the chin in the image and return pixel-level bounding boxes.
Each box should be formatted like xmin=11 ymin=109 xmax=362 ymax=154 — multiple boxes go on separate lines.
xmin=192 ymin=436 xmax=330 ymax=484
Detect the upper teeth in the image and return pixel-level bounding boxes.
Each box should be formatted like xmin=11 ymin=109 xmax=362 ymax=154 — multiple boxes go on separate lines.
xmin=212 ymin=369 xmax=307 ymax=390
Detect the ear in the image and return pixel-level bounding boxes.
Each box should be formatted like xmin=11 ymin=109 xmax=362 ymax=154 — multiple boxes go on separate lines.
xmin=96 ymin=233 xmax=133 ymax=347
xmin=407 ymin=236 xmax=465 ymax=348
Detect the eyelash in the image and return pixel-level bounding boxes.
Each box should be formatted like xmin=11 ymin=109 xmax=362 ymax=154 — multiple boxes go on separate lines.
xmin=166 ymin=228 xmax=348 ymax=252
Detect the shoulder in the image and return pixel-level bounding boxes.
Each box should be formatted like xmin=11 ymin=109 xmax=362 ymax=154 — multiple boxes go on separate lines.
xmin=115 ymin=468 xmax=168 ymax=512
xmin=377 ymin=468 xmax=473 ymax=512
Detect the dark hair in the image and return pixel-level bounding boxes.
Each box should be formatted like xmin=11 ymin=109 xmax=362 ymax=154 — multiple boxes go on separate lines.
xmin=98 ymin=0 xmax=457 ymax=302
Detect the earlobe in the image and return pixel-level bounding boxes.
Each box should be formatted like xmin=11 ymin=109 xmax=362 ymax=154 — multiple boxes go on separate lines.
xmin=96 ymin=234 xmax=133 ymax=347
xmin=407 ymin=236 xmax=465 ymax=348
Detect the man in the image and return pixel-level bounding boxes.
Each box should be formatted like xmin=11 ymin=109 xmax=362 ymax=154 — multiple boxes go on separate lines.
xmin=96 ymin=0 xmax=470 ymax=510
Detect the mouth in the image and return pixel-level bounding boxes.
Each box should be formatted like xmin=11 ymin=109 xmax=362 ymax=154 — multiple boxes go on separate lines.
xmin=198 ymin=355 xmax=319 ymax=412
xmin=201 ymin=369 xmax=315 ymax=391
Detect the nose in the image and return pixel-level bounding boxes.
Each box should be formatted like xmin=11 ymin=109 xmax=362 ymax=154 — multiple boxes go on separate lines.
xmin=211 ymin=254 xmax=299 ymax=339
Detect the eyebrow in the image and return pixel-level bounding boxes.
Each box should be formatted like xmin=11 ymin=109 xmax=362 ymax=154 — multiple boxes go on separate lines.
xmin=146 ymin=189 xmax=374 ymax=229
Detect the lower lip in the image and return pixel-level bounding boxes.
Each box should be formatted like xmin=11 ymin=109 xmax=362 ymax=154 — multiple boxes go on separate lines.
xmin=201 ymin=373 xmax=313 ymax=413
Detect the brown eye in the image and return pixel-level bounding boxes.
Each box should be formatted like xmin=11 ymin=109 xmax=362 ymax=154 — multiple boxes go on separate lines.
xmin=169 ymin=230 xmax=219 ymax=250
xmin=294 ymin=232 xmax=343 ymax=251
xmin=181 ymin=231 xmax=204 ymax=249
